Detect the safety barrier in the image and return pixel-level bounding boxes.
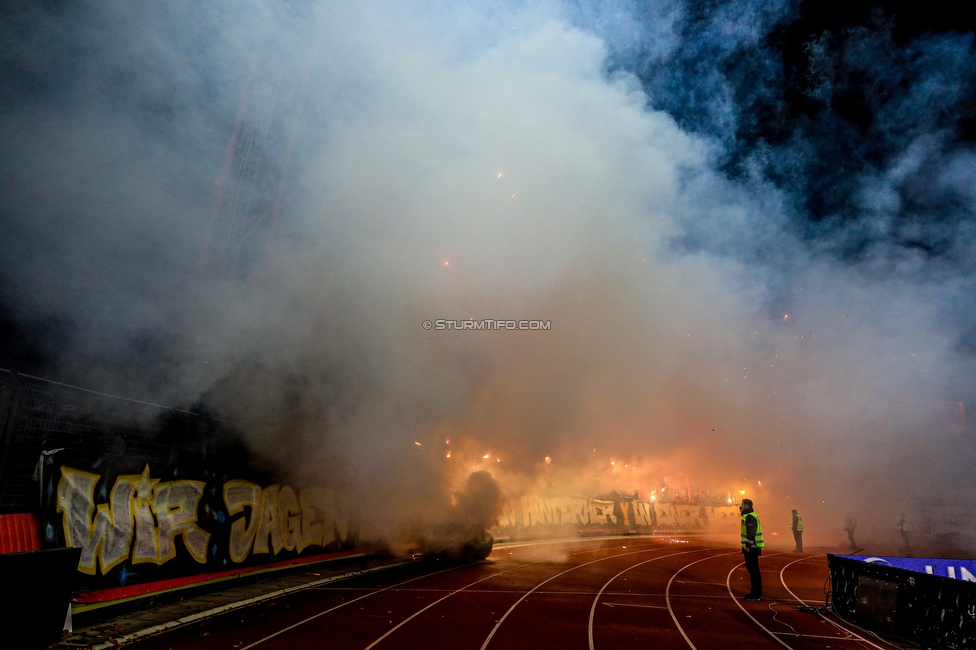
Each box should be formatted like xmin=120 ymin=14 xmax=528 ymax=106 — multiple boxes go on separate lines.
xmin=0 ymin=547 xmax=82 ymax=649
xmin=828 ymin=553 xmax=976 ymax=649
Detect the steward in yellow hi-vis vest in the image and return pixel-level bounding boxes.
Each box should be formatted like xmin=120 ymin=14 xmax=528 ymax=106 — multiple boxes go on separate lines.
xmin=739 ymin=499 xmax=763 ymax=601
xmin=791 ymin=509 xmax=803 ymax=552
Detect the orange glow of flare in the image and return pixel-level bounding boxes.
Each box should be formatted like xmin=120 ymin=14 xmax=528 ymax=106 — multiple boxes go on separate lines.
xmin=544 ymin=456 xmax=551 ymax=464
xmin=446 ymin=451 xmax=451 ymax=458
xmin=444 ymin=261 xmax=449 ymax=266
xmin=483 ymin=453 xmax=491 ymax=459
xmin=414 ymin=442 xmax=422 ymax=447
xmin=739 ymin=489 xmax=746 ymax=495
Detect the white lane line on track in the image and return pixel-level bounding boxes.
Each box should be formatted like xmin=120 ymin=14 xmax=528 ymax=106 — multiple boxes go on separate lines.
xmin=362 ymin=561 xmax=540 ymax=650
xmin=602 ymin=602 xmax=669 ymax=609
xmin=480 ymin=543 xmax=703 ymax=650
xmin=247 ymin=537 xmax=662 ymax=650
xmin=97 ymin=538 xmax=665 ymax=649
xmin=495 ymin=534 xmax=668 ymax=551
xmin=666 ymin=551 xmax=741 ymax=650
xmin=369 ymin=538 xmax=667 ymax=650
xmin=83 ymin=562 xmax=412 ymax=650
xmin=314 ymin=587 xmax=677 ymax=596
xmin=773 ymin=632 xmax=855 ymax=640
xmin=723 ymin=552 xmax=797 ymax=650
xmin=777 ymin=556 xmax=893 ymax=650
xmin=777 ymin=556 xmax=821 ymax=606
xmin=588 ymin=548 xmax=726 ymax=650
xmin=238 ymin=565 xmax=463 ymax=650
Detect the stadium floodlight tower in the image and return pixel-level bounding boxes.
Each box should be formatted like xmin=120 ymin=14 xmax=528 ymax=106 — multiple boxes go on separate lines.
xmin=206 ymin=50 xmax=296 ymax=277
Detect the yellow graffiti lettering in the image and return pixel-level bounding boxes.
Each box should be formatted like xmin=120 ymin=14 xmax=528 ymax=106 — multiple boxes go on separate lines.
xmin=224 ymin=479 xmax=261 ymax=564
xmin=57 ymin=467 xmax=135 ymax=576
xmin=253 ymin=485 xmax=282 ymax=555
xmin=155 ymin=480 xmax=209 ymax=564
xmin=131 ymin=465 xmax=160 ymax=565
xmin=221 ymin=484 xmax=348 ymax=560
xmin=299 ymin=488 xmax=347 ymax=548
xmin=278 ymin=486 xmax=301 ymax=552
xmin=57 ymin=465 xmax=211 ymax=574
xmin=299 ymin=488 xmax=325 ymax=550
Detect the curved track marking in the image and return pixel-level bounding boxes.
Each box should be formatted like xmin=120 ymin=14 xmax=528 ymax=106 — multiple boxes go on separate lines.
xmin=665 ymin=551 xmax=740 ymax=649
xmin=587 ymin=548 xmax=728 ymax=650
xmin=480 ymin=543 xmax=705 ymax=650
xmin=246 ymin=537 xmax=664 ymax=650
xmin=778 ymin=556 xmax=892 ymax=650
xmin=239 ymin=564 xmax=463 ymax=649
xmin=722 ymin=552 xmax=795 ymax=650
xmin=777 ymin=555 xmax=821 ymax=605
xmin=363 ymin=560 xmax=548 ymax=649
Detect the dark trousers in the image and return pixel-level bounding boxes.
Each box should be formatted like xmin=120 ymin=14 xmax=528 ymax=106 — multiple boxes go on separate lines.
xmin=743 ymin=548 xmax=762 ymax=596
xmin=793 ymin=530 xmax=803 ymax=552
xmin=846 ymin=530 xmax=856 ymax=548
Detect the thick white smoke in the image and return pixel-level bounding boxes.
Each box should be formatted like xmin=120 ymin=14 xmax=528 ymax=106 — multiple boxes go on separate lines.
xmin=1 ymin=1 xmax=974 ymax=549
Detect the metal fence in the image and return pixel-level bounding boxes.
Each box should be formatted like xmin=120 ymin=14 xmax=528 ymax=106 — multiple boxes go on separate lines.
xmin=0 ymin=369 xmax=220 ymax=514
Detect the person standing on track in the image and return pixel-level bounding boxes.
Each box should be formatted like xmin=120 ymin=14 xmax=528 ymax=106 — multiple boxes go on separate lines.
xmin=898 ymin=513 xmax=911 ymax=552
xmin=791 ymin=509 xmax=803 ymax=552
xmin=739 ymin=498 xmax=764 ymax=601
xmin=844 ymin=513 xmax=858 ymax=549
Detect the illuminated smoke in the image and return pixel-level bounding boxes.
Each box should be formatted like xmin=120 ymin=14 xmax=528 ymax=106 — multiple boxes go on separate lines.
xmin=416 ymin=470 xmax=501 ymax=560
xmin=1 ymin=2 xmax=974 ymax=551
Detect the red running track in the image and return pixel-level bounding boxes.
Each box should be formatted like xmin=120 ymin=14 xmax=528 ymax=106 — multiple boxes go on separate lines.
xmin=127 ymin=536 xmax=900 ymax=650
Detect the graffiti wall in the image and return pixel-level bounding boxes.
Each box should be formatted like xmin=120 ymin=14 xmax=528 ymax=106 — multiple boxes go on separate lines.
xmin=38 ymin=451 xmax=353 ymax=590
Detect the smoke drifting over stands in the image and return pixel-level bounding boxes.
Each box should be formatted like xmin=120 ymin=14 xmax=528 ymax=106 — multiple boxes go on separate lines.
xmin=1 ymin=1 xmax=975 ymax=548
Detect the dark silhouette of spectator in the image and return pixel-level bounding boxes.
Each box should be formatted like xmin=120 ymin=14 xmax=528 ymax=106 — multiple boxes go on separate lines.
xmin=844 ymin=513 xmax=857 ymax=549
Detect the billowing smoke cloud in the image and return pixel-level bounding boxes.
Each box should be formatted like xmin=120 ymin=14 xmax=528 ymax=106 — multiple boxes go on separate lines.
xmin=1 ymin=1 xmax=975 ymax=549
xmin=406 ymin=470 xmax=500 ymax=560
